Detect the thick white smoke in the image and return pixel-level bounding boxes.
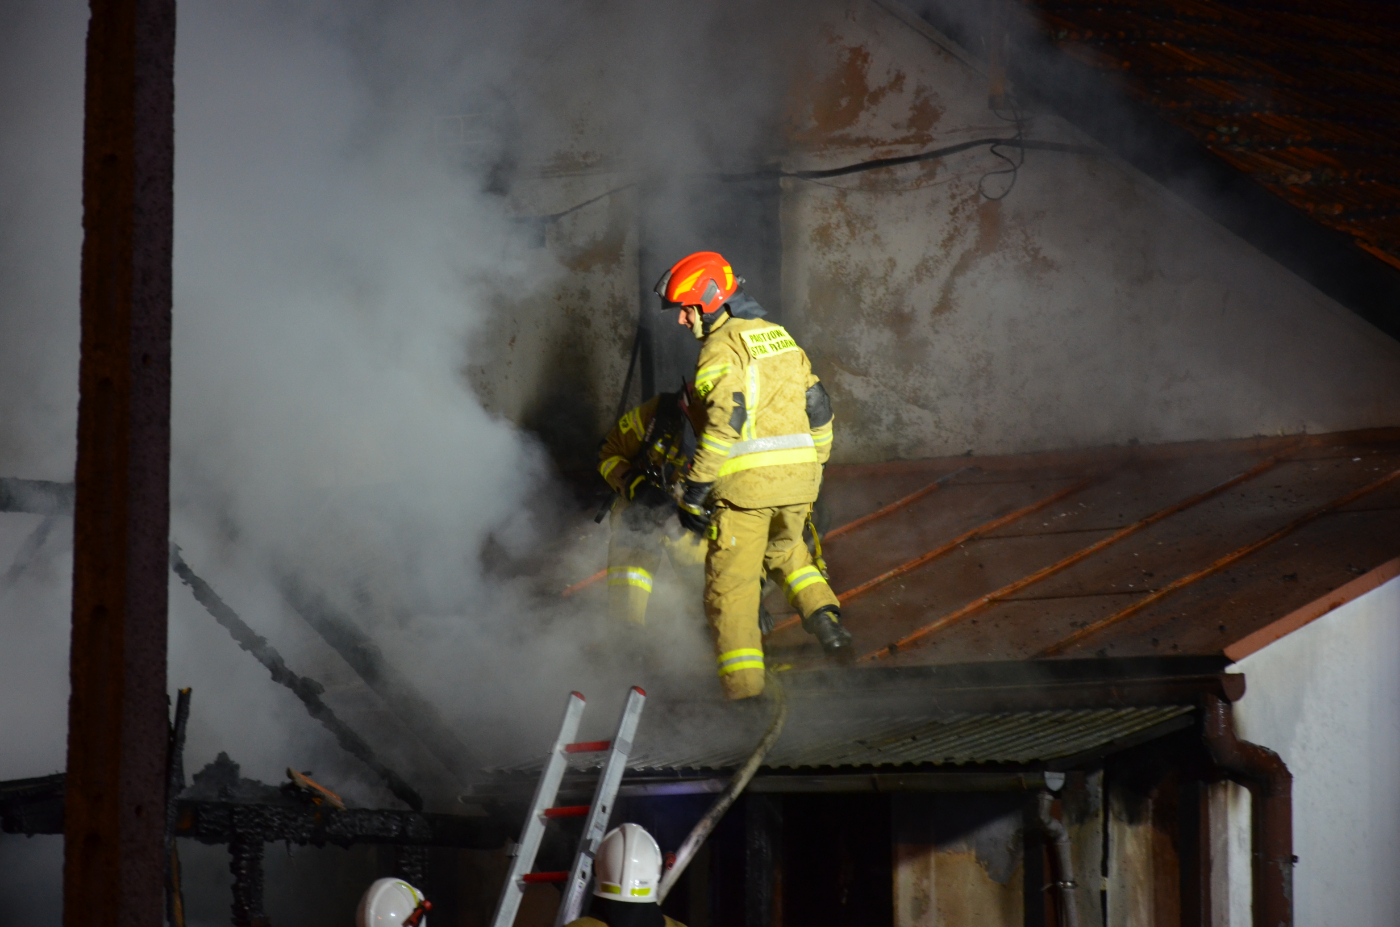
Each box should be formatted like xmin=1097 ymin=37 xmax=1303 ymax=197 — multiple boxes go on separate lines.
xmin=1 ymin=0 xmax=804 ymax=920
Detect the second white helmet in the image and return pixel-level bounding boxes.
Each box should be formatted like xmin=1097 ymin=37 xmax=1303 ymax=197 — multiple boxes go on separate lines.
xmin=593 ymin=823 xmax=662 ymax=903
xmin=356 ymin=878 xmax=428 ymax=927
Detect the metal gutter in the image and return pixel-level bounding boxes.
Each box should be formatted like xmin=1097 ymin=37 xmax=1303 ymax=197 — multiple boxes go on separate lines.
xmin=645 ymin=771 xmax=1065 ymax=795
xmin=786 ymin=659 xmax=1245 ymax=712
xmin=1035 ymin=789 xmax=1081 ymax=927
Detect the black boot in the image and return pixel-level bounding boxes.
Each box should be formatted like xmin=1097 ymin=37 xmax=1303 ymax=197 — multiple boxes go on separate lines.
xmin=802 ymin=605 xmax=853 ymax=659
xmin=758 ymin=580 xmax=776 ymax=636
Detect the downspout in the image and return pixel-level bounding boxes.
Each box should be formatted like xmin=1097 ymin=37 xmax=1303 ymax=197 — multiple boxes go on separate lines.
xmin=1034 ymin=790 xmax=1080 ymax=927
xmin=1200 ymin=694 xmax=1293 ymax=927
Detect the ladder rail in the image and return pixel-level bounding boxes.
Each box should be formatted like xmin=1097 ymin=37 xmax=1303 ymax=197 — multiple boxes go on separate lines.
xmin=554 ymin=686 xmax=648 ymax=926
xmin=488 ymin=692 xmax=587 ymax=927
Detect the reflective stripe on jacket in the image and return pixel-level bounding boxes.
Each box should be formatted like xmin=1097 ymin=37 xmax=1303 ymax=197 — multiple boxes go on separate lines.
xmin=689 ymin=314 xmax=833 ymax=508
xmin=597 ymin=395 xmax=700 ymax=496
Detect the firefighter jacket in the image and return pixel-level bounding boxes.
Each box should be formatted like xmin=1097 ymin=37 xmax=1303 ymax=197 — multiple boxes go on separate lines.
xmin=689 ymin=314 xmax=834 ymax=509
xmin=598 ymin=393 xmax=702 ymax=498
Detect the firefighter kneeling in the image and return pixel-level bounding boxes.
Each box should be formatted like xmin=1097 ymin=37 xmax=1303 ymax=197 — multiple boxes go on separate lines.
xmin=657 ymin=251 xmax=853 ymax=700
xmin=598 ymin=388 xmax=708 ymax=626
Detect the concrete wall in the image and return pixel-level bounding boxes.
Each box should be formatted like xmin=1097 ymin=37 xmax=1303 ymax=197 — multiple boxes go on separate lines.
xmin=780 ymin=0 xmax=1400 ymax=463
xmin=1225 ymin=574 xmax=1400 ymax=926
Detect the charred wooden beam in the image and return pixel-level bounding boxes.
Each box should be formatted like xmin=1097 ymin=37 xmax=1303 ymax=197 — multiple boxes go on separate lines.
xmin=1 ymin=515 xmax=58 ymax=590
xmin=279 ymin=576 xmax=478 ymax=778
xmin=393 ymin=845 xmax=429 ymax=886
xmin=2 ymin=772 xmax=507 ymax=849
xmin=0 ymin=478 xmax=74 ymax=514
xmin=229 ymin=833 xmax=269 ymax=927
xmin=170 ymin=547 xmax=425 ymax=811
xmin=64 ymin=0 xmax=176 ymax=924
xmin=175 ymin=800 xmax=505 ymax=849
xmin=0 ymin=773 xmax=67 ymax=835
xmin=165 ymin=688 xmax=192 ymax=925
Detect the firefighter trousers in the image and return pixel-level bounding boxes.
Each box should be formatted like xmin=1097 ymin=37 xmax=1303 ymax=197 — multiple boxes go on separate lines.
xmin=705 ymin=500 xmax=841 ymax=700
xmin=607 ymin=506 xmax=706 ymax=625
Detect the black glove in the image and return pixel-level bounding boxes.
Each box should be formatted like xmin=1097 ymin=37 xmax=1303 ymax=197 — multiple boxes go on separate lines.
xmin=625 ymin=473 xmax=672 ymax=509
xmin=620 ymin=474 xmax=673 ymax=530
xmin=677 ymin=480 xmax=714 ymax=536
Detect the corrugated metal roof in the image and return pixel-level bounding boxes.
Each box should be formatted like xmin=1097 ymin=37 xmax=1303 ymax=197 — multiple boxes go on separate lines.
xmin=493 ymin=705 xmax=1193 ymax=775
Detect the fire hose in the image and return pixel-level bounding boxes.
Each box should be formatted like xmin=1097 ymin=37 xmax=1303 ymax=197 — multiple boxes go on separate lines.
xmin=657 ymin=673 xmax=789 ymax=901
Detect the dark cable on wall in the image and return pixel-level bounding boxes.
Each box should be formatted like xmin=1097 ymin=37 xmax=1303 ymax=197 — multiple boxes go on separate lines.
xmin=532 ymin=137 xmax=1100 ymax=224
xmin=977 ymin=100 xmax=1029 ymax=201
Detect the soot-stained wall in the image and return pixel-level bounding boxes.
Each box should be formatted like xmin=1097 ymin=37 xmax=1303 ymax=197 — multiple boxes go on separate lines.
xmin=780 ymin=0 xmax=1400 ymax=463
xmin=472 ymin=0 xmax=1400 ymax=473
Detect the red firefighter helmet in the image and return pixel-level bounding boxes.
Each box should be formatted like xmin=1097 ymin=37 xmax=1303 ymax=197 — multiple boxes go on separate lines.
xmin=654 ymin=252 xmax=739 ymax=314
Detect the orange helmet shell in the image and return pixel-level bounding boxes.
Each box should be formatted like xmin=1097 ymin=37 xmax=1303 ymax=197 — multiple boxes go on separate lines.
xmin=655 ymin=252 xmax=738 ymax=315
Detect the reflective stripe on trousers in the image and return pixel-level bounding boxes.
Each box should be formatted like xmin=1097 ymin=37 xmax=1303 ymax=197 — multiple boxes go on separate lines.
xmin=607 ymin=567 xmax=653 ymax=592
xmin=716 ymin=647 xmax=765 ymax=677
xmin=783 ymin=564 xmax=825 ymax=604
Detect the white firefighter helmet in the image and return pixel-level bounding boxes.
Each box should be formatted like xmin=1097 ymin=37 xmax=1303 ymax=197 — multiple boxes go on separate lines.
xmin=356 ymin=877 xmax=429 ymax=927
xmin=593 ymin=823 xmax=662 ymax=903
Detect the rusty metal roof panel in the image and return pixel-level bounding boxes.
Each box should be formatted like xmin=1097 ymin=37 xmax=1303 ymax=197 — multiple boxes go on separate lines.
xmin=1025 ymin=0 xmax=1400 ymax=268
xmin=552 ymin=432 xmax=1400 ymax=676
xmin=737 ymin=430 xmax=1400 ymax=670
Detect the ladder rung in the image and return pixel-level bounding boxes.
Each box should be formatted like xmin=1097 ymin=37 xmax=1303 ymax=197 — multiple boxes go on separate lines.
xmin=543 ymin=805 xmax=589 ymax=818
xmin=565 ymin=740 xmax=611 ymax=754
xmin=522 ymin=872 xmax=568 ymax=884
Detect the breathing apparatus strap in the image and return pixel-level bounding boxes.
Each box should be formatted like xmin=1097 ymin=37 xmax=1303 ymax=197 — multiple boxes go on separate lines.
xmin=806 ymin=511 xmax=828 ymax=578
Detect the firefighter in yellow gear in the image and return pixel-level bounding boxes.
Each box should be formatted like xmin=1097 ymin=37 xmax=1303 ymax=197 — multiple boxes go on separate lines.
xmin=655 ymin=251 xmax=853 ymax=700
xmin=597 ymin=389 xmax=709 ymax=626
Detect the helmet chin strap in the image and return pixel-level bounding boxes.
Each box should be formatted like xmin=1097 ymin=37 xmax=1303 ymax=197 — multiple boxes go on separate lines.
xmin=695 ymin=307 xmax=728 ymax=339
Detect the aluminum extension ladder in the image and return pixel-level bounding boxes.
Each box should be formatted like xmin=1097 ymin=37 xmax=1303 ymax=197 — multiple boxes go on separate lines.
xmin=488 ymin=686 xmax=647 ymax=927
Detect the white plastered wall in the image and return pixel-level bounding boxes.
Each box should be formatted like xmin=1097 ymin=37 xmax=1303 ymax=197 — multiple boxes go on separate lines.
xmin=1223 ymin=575 xmax=1400 ymax=925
